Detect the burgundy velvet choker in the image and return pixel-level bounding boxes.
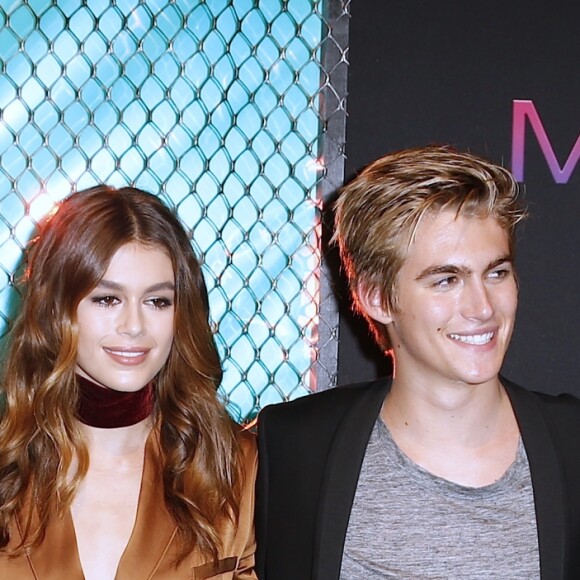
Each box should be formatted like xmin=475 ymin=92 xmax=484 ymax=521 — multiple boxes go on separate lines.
xmin=76 ymin=375 xmax=154 ymax=428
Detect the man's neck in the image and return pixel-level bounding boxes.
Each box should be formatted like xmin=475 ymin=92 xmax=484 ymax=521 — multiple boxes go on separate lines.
xmin=381 ymin=374 xmax=520 ymax=487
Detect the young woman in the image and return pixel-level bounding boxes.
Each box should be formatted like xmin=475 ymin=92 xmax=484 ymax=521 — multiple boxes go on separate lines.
xmin=0 ymin=186 xmax=257 ymax=579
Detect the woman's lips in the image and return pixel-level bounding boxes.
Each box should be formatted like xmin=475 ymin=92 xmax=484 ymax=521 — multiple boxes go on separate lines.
xmin=103 ymin=347 xmax=150 ymax=365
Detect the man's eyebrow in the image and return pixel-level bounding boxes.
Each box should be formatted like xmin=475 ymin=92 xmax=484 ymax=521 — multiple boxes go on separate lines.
xmin=486 ymin=255 xmax=514 ymax=271
xmin=415 ymin=255 xmax=513 ymax=281
xmin=415 ymin=265 xmax=467 ymax=281
xmin=94 ymin=280 xmax=176 ymax=292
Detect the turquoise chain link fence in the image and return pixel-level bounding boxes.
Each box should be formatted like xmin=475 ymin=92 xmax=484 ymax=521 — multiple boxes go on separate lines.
xmin=0 ymin=0 xmax=348 ymax=422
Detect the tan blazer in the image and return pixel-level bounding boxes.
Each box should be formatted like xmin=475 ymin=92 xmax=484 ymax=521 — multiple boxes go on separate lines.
xmin=0 ymin=429 xmax=257 ymax=579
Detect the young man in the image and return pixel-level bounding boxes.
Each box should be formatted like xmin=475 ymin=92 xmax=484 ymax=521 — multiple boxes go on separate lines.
xmin=256 ymin=146 xmax=580 ymax=579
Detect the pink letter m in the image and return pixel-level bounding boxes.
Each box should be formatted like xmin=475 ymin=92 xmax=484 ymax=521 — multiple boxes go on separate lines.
xmin=512 ymin=100 xmax=580 ymax=183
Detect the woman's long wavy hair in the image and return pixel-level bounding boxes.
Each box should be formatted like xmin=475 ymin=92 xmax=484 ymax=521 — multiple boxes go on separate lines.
xmin=0 ymin=186 xmax=243 ymax=562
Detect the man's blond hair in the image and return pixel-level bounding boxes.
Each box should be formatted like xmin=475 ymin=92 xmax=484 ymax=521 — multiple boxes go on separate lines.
xmin=333 ymin=145 xmax=527 ymax=351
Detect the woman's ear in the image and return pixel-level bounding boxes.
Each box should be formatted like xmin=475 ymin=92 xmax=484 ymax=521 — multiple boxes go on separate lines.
xmin=356 ymin=283 xmax=393 ymax=324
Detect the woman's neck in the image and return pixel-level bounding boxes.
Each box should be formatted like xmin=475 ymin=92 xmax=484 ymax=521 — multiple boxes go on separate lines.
xmin=78 ymin=418 xmax=152 ymax=470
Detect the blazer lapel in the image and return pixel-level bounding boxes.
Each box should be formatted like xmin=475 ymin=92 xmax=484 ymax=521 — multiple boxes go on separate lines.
xmin=505 ymin=381 xmax=566 ymax=580
xmin=18 ymin=509 xmax=84 ymax=579
xmin=116 ymin=431 xmax=178 ymax=579
xmin=312 ymin=378 xmax=391 ymax=580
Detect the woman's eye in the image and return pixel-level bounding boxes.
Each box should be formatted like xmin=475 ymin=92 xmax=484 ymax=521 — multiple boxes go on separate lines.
xmin=91 ymin=295 xmax=119 ymax=307
xmin=147 ymin=297 xmax=173 ymax=309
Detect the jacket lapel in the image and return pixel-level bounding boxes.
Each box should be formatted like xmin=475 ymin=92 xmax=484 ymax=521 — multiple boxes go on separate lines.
xmin=505 ymin=380 xmax=566 ymax=580
xmin=116 ymin=431 xmax=178 ymax=579
xmin=312 ymin=378 xmax=391 ymax=580
xmin=10 ymin=431 xmax=179 ymax=580
xmin=19 ymin=509 xmax=84 ymax=579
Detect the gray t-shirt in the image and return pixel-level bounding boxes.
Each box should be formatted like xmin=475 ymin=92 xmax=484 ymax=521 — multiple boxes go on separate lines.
xmin=340 ymin=419 xmax=540 ymax=579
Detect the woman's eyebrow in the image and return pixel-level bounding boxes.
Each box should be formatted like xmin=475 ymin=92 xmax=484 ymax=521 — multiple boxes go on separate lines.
xmin=94 ymin=279 xmax=175 ymax=292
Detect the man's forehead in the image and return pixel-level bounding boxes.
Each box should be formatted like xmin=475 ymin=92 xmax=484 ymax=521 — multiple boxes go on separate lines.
xmin=401 ymin=211 xmax=511 ymax=267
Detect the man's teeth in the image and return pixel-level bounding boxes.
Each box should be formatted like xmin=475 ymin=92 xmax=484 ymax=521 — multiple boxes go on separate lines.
xmin=449 ymin=332 xmax=493 ymax=345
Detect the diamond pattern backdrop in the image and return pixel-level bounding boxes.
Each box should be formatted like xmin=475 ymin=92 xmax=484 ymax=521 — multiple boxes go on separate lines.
xmin=0 ymin=0 xmax=348 ymax=422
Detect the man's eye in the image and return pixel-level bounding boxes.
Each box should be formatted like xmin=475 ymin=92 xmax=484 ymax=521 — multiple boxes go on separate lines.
xmin=434 ymin=276 xmax=457 ymax=289
xmin=488 ymin=268 xmax=510 ymax=280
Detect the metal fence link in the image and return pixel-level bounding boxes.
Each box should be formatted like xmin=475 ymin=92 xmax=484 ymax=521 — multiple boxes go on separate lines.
xmin=0 ymin=0 xmax=348 ymax=422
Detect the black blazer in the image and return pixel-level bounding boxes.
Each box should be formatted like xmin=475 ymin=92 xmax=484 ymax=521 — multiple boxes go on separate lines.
xmin=256 ymin=377 xmax=580 ymax=580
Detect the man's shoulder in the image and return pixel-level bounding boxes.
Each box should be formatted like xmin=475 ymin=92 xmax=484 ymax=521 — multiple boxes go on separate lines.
xmin=257 ymin=378 xmax=391 ymax=443
xmin=259 ymin=377 xmax=390 ymax=422
xmin=504 ymin=378 xmax=580 ymax=428
xmin=528 ymin=388 xmax=580 ymax=409
xmin=257 ymin=378 xmax=390 ymax=468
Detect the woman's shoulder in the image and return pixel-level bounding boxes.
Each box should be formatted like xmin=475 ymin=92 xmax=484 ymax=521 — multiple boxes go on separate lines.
xmin=235 ymin=426 xmax=257 ymax=462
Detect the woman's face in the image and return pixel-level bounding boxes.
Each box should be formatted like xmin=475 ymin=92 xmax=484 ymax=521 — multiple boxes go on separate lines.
xmin=75 ymin=243 xmax=175 ymax=392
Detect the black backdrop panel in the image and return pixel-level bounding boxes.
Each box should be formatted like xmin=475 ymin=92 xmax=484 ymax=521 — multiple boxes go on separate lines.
xmin=339 ymin=1 xmax=580 ymax=396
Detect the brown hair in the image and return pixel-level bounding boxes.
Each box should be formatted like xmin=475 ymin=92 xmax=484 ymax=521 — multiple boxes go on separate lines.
xmin=0 ymin=186 xmax=243 ymax=561
xmin=333 ymin=145 xmax=527 ymax=351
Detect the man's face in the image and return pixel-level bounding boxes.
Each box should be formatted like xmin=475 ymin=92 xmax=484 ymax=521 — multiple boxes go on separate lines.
xmin=361 ymin=210 xmax=517 ymax=389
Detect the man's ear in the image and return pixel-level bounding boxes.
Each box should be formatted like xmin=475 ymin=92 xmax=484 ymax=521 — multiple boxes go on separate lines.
xmin=356 ymin=283 xmax=393 ymax=324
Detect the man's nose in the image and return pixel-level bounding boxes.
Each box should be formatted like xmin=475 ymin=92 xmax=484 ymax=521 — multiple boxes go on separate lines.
xmin=460 ymin=280 xmax=494 ymax=320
